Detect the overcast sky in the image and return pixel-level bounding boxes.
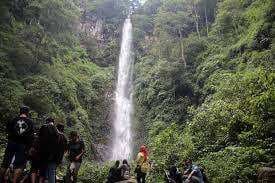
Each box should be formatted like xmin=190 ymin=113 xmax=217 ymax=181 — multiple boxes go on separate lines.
xmin=140 ymin=0 xmax=146 ymax=4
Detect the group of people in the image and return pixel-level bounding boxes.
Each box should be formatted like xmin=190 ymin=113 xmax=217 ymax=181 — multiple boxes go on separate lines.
xmin=106 ymin=159 xmax=131 ymax=183
xmin=106 ymin=145 xmax=206 ymax=183
xmin=107 ymin=145 xmax=150 ymax=183
xmin=0 ymin=106 xmax=206 ymax=183
xmin=0 ymin=106 xmax=85 ymax=183
xmin=165 ymin=159 xmax=207 ymax=183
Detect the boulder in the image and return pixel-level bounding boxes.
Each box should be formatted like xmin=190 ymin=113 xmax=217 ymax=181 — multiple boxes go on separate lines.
xmin=257 ymin=167 xmax=275 ymax=183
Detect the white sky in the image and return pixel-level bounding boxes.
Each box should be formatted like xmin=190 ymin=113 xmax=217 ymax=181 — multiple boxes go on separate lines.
xmin=140 ymin=0 xmax=147 ymax=4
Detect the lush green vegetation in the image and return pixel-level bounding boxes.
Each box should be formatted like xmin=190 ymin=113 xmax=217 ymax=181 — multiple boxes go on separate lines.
xmin=0 ymin=0 xmax=131 ymax=181
xmin=132 ymin=0 xmax=274 ymax=182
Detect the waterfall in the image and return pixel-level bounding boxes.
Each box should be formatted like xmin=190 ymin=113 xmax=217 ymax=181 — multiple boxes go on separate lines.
xmin=111 ymin=18 xmax=134 ymax=160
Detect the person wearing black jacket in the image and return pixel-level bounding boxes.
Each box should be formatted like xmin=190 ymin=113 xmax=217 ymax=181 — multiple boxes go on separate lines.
xmin=106 ymin=160 xmax=121 ymax=183
xmin=0 ymin=106 xmax=34 ymax=183
xmin=38 ymin=117 xmax=60 ymax=183
xmin=56 ymin=124 xmax=68 ymax=165
xmin=166 ymin=166 xmax=183 ymax=183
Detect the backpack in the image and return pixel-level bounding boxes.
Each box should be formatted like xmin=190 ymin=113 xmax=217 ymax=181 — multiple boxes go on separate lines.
xmin=121 ymin=164 xmax=130 ymax=179
xmin=141 ymin=161 xmax=150 ymax=173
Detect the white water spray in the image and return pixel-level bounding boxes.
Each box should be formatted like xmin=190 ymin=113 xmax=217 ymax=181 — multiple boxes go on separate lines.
xmin=111 ymin=18 xmax=134 ymax=160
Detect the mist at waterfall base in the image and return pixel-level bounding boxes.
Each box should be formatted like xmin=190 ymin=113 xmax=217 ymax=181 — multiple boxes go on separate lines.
xmin=111 ymin=18 xmax=134 ymax=160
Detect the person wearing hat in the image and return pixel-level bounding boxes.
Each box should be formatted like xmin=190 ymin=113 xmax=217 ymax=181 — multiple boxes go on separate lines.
xmin=0 ymin=106 xmax=34 ymax=183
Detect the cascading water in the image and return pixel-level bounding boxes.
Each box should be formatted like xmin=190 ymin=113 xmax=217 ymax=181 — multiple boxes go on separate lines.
xmin=111 ymin=18 xmax=134 ymax=160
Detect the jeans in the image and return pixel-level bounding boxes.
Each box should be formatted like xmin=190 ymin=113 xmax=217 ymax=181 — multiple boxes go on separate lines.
xmin=46 ymin=162 xmax=56 ymax=183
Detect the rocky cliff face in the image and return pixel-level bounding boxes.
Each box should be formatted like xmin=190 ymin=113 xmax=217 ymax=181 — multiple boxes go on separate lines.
xmin=75 ymin=3 xmax=121 ymax=161
xmin=79 ymin=14 xmax=104 ymax=41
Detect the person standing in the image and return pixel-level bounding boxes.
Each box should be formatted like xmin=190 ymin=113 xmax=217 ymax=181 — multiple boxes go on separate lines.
xmin=55 ymin=123 xmax=68 ymax=182
xmin=0 ymin=106 xmax=34 ymax=183
xmin=135 ymin=145 xmax=150 ymax=183
xmin=28 ymin=132 xmax=40 ymax=183
xmin=66 ymin=131 xmax=85 ymax=183
xmin=38 ymin=117 xmax=59 ymax=183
